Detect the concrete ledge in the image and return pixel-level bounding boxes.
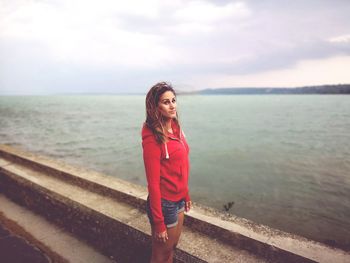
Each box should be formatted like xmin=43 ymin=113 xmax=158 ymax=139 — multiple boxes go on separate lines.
xmin=0 ymin=211 xmax=52 ymax=263
xmin=0 ymin=195 xmax=114 ymax=263
xmin=0 ymin=144 xmax=349 ymax=263
xmin=0 ymin=144 xmax=148 ymax=208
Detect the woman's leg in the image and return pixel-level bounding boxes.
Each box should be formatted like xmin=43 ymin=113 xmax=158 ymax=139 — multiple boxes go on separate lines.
xmin=150 ymin=226 xmax=177 ymax=263
xmin=167 ymin=211 xmax=185 ymax=262
xmin=150 ymin=212 xmax=185 ymax=263
xmin=173 ymin=211 xmax=185 ymax=248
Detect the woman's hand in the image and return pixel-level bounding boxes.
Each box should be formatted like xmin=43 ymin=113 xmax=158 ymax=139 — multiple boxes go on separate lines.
xmin=154 ymin=230 xmax=168 ymax=243
xmin=185 ymin=200 xmax=192 ymax=212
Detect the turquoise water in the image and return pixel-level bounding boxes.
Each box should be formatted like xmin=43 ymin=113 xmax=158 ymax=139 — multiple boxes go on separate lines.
xmin=0 ymin=94 xmax=349 ymax=250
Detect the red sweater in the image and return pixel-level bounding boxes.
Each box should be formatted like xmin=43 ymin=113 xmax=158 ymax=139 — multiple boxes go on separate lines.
xmin=142 ymin=120 xmax=190 ymax=233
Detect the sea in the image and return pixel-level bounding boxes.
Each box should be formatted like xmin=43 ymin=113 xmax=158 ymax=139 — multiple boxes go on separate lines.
xmin=0 ymin=94 xmax=349 ymax=250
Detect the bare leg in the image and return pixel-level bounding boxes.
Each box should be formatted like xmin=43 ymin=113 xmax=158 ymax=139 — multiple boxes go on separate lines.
xmin=168 ymin=211 xmax=185 ymax=262
xmin=150 ymin=226 xmax=177 ymax=263
xmin=174 ymin=211 xmax=185 ymax=248
xmin=150 ymin=211 xmax=185 ymax=263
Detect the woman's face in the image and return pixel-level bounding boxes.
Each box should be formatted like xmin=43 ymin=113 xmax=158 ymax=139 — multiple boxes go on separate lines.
xmin=158 ymin=91 xmax=177 ymax=119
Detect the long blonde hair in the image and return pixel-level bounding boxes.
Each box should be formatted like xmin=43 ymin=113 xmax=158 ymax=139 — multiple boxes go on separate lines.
xmin=145 ymin=81 xmax=180 ymax=144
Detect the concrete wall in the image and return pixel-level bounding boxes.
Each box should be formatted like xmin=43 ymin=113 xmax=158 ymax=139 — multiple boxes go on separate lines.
xmin=0 ymin=144 xmax=349 ymax=263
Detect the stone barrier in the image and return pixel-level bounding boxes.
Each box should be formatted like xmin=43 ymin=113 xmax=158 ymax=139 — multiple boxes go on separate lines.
xmin=0 ymin=144 xmax=349 ymax=263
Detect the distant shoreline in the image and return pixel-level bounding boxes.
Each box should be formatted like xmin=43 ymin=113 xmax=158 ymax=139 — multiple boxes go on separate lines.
xmin=191 ymin=84 xmax=350 ymax=95
xmin=1 ymin=84 xmax=350 ymax=96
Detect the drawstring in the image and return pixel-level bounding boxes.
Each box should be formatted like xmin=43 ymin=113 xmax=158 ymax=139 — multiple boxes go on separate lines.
xmin=164 ymin=128 xmax=185 ymax=159
xmin=181 ymin=129 xmax=186 ymax=138
xmin=164 ymin=143 xmax=169 ymax=159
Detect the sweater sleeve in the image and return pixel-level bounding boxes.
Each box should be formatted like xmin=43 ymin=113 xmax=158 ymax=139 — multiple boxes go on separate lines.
xmin=142 ymin=137 xmax=166 ymax=233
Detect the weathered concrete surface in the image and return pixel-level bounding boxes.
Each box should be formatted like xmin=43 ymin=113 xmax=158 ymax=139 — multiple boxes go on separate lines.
xmin=0 ymin=194 xmax=116 ymax=263
xmin=0 ymin=144 xmax=349 ymax=263
xmin=0 ymin=146 xmax=263 ymax=262
xmin=0 ymin=216 xmax=51 ymax=263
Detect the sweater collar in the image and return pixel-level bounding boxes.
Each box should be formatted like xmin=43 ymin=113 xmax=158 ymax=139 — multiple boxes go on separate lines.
xmin=167 ymin=119 xmax=180 ymax=139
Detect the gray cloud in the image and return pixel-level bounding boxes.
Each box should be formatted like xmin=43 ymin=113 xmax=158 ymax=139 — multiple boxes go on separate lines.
xmin=1 ymin=0 xmax=350 ymax=94
xmin=111 ymin=0 xmax=350 ymax=74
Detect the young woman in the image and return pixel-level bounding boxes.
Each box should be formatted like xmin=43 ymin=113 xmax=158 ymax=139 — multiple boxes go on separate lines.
xmin=142 ymin=81 xmax=192 ymax=263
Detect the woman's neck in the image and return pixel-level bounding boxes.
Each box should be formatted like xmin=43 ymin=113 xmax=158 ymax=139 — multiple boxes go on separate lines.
xmin=164 ymin=118 xmax=172 ymax=131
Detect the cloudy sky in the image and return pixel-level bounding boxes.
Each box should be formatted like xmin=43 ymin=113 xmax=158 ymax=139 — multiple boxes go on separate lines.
xmin=1 ymin=0 xmax=350 ymax=94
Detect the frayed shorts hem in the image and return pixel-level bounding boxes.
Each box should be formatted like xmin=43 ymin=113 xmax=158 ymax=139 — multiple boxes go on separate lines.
xmin=166 ymin=206 xmax=185 ymax=228
xmin=146 ymin=196 xmax=185 ymax=229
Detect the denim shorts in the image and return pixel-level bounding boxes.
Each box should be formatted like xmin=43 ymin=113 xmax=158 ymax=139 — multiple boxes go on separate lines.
xmin=146 ymin=195 xmax=185 ymax=228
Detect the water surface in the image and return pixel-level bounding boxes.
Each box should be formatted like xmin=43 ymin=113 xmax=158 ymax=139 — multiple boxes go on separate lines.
xmin=1 ymin=94 xmax=349 ymax=250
